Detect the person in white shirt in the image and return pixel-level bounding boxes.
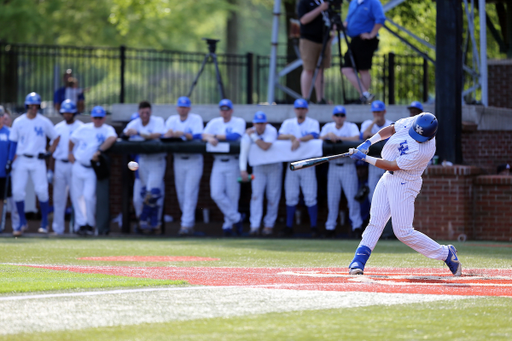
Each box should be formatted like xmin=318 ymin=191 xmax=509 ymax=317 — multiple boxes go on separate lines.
xmin=320 ymin=106 xmax=362 ymax=238
xmin=202 ymin=99 xmax=246 ymax=236
xmin=164 ymin=96 xmax=204 ymax=236
xmin=8 ymin=92 xmax=60 ymax=236
xmin=239 ymin=111 xmax=282 ymax=237
xmin=124 ymin=101 xmax=166 ymax=233
xmin=51 ymin=99 xmax=84 ymax=234
xmin=69 ymin=106 xmax=117 ymax=235
xmin=348 ymin=113 xmax=462 ymax=277
xmin=278 ymin=98 xmax=320 ymax=237
xmin=360 ymin=100 xmax=393 ymax=203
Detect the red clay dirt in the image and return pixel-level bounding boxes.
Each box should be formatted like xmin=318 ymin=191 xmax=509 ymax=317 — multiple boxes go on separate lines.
xmin=77 ymin=256 xmax=220 ymax=262
xmin=26 ymin=265 xmax=512 ymax=297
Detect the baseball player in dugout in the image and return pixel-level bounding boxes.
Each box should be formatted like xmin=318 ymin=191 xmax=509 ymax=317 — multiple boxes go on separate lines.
xmin=320 ymin=106 xmax=362 ymax=238
xmin=51 ymin=99 xmax=84 ymax=235
xmin=407 ymin=101 xmax=424 ymax=117
xmin=202 ymin=99 xmax=246 ymax=236
xmin=239 ymin=111 xmax=283 ymax=237
xmin=360 ymin=100 xmax=393 ymax=203
xmin=69 ymin=106 xmax=117 ymax=235
xmin=165 ymin=96 xmax=204 ymax=236
xmin=347 ymin=112 xmax=462 ymax=277
xmin=278 ymin=98 xmax=320 ymax=237
xmin=124 ymin=101 xmax=166 ymax=233
xmin=8 ymin=92 xmax=60 ymax=236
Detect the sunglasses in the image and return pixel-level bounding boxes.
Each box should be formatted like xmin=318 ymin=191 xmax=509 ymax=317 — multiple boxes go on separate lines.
xmin=92 ymin=116 xmax=104 ymax=120
xmin=334 ymin=113 xmax=346 ymax=117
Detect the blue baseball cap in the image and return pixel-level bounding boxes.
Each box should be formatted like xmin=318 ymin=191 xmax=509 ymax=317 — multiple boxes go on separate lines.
xmin=407 ymin=101 xmax=424 ymax=111
xmin=219 ymin=99 xmax=233 ymax=110
xmin=130 ymin=112 xmax=139 ymax=121
xmin=177 ymin=96 xmax=191 ymax=108
xmin=371 ymin=100 xmax=386 ymax=112
xmin=294 ymin=99 xmax=308 ymax=109
xmin=91 ymin=106 xmax=106 ymax=118
xmin=333 ymin=106 xmax=346 ymax=115
xmin=253 ymin=111 xmax=267 ymax=123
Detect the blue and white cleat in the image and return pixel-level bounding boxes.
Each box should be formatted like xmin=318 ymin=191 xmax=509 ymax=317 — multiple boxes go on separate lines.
xmin=445 ymin=245 xmax=462 ymax=276
xmin=349 ymin=262 xmax=364 ymax=275
xmin=38 ymin=226 xmax=48 ymax=234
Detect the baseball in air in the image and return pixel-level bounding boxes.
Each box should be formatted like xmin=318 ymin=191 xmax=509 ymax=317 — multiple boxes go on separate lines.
xmin=128 ymin=161 xmax=139 ymax=171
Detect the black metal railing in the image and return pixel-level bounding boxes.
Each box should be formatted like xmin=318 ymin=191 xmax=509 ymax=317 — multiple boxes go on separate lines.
xmin=0 ymin=42 xmax=433 ymax=113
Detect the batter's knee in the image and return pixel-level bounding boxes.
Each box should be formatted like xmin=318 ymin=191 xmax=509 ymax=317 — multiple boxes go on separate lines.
xmin=393 ymin=226 xmax=415 ymax=242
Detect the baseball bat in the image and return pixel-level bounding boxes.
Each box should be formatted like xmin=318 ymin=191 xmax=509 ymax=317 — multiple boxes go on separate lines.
xmin=290 ymin=152 xmax=351 ymax=171
xmin=0 ymin=174 xmax=10 ymax=233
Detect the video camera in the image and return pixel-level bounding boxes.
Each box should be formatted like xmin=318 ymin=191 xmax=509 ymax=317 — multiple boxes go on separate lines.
xmin=322 ymin=0 xmax=344 ymax=28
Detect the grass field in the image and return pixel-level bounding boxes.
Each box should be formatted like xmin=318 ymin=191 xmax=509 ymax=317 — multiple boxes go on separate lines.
xmin=0 ymin=237 xmax=511 ymax=340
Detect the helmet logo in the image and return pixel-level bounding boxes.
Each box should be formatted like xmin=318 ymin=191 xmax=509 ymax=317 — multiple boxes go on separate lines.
xmin=415 ymin=124 xmax=423 ymax=135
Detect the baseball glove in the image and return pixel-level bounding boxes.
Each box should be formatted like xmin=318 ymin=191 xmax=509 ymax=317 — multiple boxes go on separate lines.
xmin=91 ymin=153 xmax=110 ymax=180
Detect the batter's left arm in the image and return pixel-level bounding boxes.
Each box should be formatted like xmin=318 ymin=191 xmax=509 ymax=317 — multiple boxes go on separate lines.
xmin=349 ymin=149 xmax=401 ymax=171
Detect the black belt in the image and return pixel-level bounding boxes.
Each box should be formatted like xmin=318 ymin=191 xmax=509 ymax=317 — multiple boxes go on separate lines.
xmin=23 ymin=154 xmax=34 ymax=158
xmin=220 ymin=159 xmax=230 ymax=162
xmin=335 ymin=163 xmax=345 ymax=167
xmin=80 ymin=163 xmax=92 ymax=168
xmin=180 ymin=157 xmax=189 ymax=160
xmin=58 ymin=159 xmax=69 ymax=163
xmin=388 ymin=171 xmax=394 ymax=175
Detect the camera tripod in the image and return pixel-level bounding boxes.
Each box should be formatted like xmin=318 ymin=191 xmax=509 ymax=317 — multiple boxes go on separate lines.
xmin=187 ymin=38 xmax=226 ymax=100
xmin=306 ymin=1 xmax=365 ymax=104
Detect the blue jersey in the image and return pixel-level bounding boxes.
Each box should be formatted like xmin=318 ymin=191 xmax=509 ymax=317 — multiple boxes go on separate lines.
xmin=345 ymin=0 xmax=386 ymax=38
xmin=0 ymin=126 xmax=11 ymax=178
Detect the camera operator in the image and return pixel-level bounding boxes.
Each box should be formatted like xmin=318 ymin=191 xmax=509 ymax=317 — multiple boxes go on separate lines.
xmin=341 ymin=0 xmax=385 ymax=103
xmin=297 ymin=0 xmax=334 ymax=104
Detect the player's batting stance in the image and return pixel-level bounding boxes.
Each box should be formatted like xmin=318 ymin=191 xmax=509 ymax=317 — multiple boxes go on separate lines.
xmin=8 ymin=92 xmax=60 ymax=236
xmin=347 ymin=113 xmax=461 ymax=276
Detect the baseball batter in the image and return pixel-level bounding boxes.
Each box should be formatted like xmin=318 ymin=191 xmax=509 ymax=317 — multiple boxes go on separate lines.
xmin=320 ymin=106 xmax=362 ymax=238
xmin=203 ymin=99 xmax=246 ymax=236
xmin=69 ymin=106 xmax=117 ymax=235
xmin=348 ymin=113 xmax=462 ymax=276
xmin=239 ymin=111 xmax=282 ymax=236
xmin=278 ymin=98 xmax=320 ymax=237
xmin=51 ymin=99 xmax=83 ymax=234
xmin=165 ymin=96 xmax=204 ymax=236
xmin=360 ymin=100 xmax=393 ymax=203
xmin=124 ymin=101 xmax=166 ymax=232
xmin=8 ymin=92 xmax=60 ymax=236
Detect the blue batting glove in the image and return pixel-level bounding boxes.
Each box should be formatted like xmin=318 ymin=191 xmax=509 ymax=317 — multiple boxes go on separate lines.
xmin=350 ymin=149 xmax=367 ymax=161
xmin=357 ymin=140 xmax=371 ymax=154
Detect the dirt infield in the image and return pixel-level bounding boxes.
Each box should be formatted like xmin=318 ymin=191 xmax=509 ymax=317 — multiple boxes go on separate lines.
xmin=77 ymin=256 xmax=220 ymax=262
xmin=27 ymin=265 xmax=512 ymax=297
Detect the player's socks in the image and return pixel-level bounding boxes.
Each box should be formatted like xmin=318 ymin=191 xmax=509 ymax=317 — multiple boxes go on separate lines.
xmin=286 ymin=205 xmax=296 ymax=228
xmin=15 ymin=201 xmax=27 ymax=227
xmin=40 ymin=200 xmax=49 ymax=227
xmin=307 ymin=204 xmax=318 ymax=228
xmin=349 ymin=245 xmax=372 ymax=271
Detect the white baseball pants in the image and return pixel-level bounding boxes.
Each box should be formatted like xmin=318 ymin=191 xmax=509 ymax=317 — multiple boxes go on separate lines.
xmin=52 ymin=160 xmax=72 ymax=234
xmin=70 ymin=162 xmax=96 ymax=228
xmin=12 ymin=156 xmax=49 ymax=202
xmin=138 ymin=156 xmax=166 ymax=192
xmin=284 ymin=165 xmax=317 ymax=207
xmin=210 ymin=158 xmax=241 ymax=229
xmin=359 ymin=172 xmax=448 ymax=261
xmin=250 ymin=162 xmax=283 ymax=229
xmin=174 ymin=154 xmax=203 ymax=228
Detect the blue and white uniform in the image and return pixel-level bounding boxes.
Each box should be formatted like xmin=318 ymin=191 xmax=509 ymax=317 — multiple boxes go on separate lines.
xmin=321 ymin=121 xmax=362 ymax=232
xmin=204 ymin=116 xmax=246 ymax=231
xmin=360 ymin=118 xmax=393 ymax=203
xmin=165 ymin=113 xmax=204 ymax=229
xmin=70 ymin=123 xmax=117 ymax=229
xmin=52 ymin=119 xmax=83 ymax=234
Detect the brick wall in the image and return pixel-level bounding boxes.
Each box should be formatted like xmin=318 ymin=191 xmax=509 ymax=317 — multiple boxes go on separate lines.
xmin=488 ymin=59 xmax=512 ymax=109
xmin=461 ymin=130 xmax=512 ymax=174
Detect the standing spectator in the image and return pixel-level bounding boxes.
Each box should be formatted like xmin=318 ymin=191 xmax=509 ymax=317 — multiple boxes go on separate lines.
xmin=64 ymin=78 xmax=86 ymax=113
xmin=69 ymin=106 xmax=117 ymax=235
xmin=165 ymin=96 xmax=204 ymax=236
xmin=297 ymin=0 xmax=332 ymax=103
xmin=54 ymin=69 xmax=82 ymax=113
xmin=407 ymin=101 xmax=424 ymax=117
xmin=239 ymin=111 xmax=282 ymax=236
xmin=51 ymin=100 xmax=83 ymax=235
xmin=278 ymin=99 xmax=320 ymax=237
xmin=320 ymin=106 xmax=362 ymax=238
xmin=341 ymin=0 xmax=385 ymax=103
xmin=360 ymin=100 xmax=393 ymax=203
xmin=124 ymin=101 xmax=166 ymax=233
xmin=202 ymin=99 xmax=246 ymax=236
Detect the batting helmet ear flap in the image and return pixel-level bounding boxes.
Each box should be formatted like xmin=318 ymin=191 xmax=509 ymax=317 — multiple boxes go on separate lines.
xmin=408 ymin=112 xmax=438 ymax=143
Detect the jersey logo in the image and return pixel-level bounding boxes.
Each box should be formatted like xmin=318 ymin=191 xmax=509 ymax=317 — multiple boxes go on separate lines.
xmin=96 ymin=134 xmax=105 ymax=144
xmin=225 ymin=127 xmax=233 ymax=134
xmin=34 ymin=126 xmax=44 ymax=136
xmin=398 ymin=140 xmax=409 ymax=155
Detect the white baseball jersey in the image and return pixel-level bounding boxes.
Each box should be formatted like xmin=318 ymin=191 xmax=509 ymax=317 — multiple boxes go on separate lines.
xmin=165 ymin=113 xmax=204 ymax=156
xmin=360 ymin=119 xmax=394 ymax=136
xmin=70 ymin=123 xmax=117 ymax=165
xmin=52 ymin=120 xmax=84 ymax=160
xmin=124 ymin=116 xmax=166 ymax=159
xmin=320 ymin=121 xmax=359 ymax=140
xmin=204 ymin=116 xmax=245 ymax=142
xmin=279 ymin=117 xmax=320 ymax=138
xmin=9 ymin=114 xmax=58 ymax=155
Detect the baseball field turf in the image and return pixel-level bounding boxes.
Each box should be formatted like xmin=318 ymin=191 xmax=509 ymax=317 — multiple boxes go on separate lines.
xmin=0 ymin=237 xmax=511 ymax=340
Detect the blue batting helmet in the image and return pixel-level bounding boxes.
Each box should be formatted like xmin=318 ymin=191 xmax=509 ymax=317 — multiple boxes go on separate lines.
xmin=408 ymin=112 xmax=438 ymax=143
xmin=332 ymin=106 xmax=346 ymax=115
xmin=25 ymin=92 xmax=41 ymax=108
xmin=407 ymin=101 xmax=424 ymax=111
xmin=59 ymin=99 xmax=78 ymax=114
xmin=91 ymin=106 xmax=106 ymax=118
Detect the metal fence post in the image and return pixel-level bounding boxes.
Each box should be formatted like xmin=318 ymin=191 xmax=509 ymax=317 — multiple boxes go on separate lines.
xmin=246 ymin=52 xmax=253 ymax=104
xmin=388 ymin=52 xmax=395 ymax=105
xmin=423 ymin=57 xmax=429 ymax=103
xmin=120 ymin=45 xmax=126 ymax=103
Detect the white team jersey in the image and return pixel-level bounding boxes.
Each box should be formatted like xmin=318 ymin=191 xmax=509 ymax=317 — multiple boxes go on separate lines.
xmin=203 ymin=116 xmax=246 ymax=137
xmin=254 ymin=124 xmax=278 ymax=144
xmin=166 ymin=113 xmax=204 ymax=157
xmin=279 ymin=117 xmax=320 ymax=139
xmin=70 ymin=123 xmax=117 ymax=165
xmin=360 ymin=119 xmax=394 ymax=135
xmin=9 ymin=114 xmax=58 ymax=156
xmin=381 ymin=116 xmax=436 ymax=181
xmin=52 ymin=120 xmax=84 ymax=160
xmin=320 ymin=121 xmax=359 ymax=139
xmin=124 ymin=116 xmax=166 ymax=158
